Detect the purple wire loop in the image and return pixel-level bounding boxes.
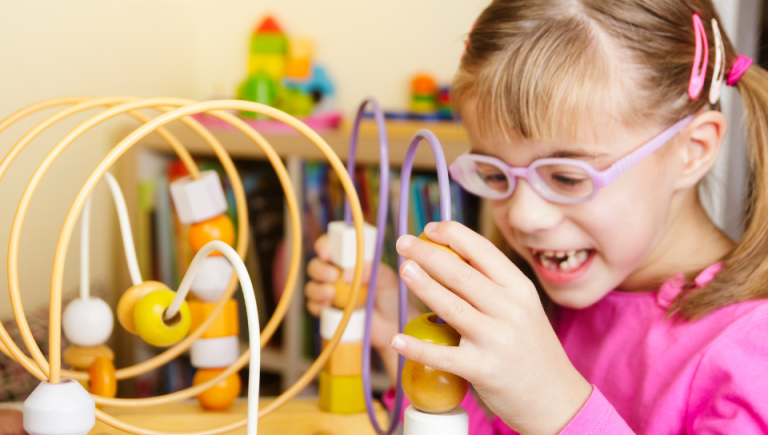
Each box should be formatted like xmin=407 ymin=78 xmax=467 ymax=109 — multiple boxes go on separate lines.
xmin=398 ymin=130 xmax=453 ymax=325
xmin=342 ymin=98 xmax=402 ymax=435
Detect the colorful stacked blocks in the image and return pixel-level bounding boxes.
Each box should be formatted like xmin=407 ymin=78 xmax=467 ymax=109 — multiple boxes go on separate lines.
xmin=169 ymin=170 xmax=240 ymax=410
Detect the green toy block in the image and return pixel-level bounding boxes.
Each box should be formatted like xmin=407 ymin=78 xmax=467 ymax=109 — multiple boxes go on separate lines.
xmin=251 ymin=34 xmax=288 ymax=55
xmin=318 ymin=370 xmax=365 ymax=414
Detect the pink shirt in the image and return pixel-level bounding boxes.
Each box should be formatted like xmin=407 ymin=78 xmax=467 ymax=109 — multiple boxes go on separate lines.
xmin=385 ymin=265 xmax=768 ymax=433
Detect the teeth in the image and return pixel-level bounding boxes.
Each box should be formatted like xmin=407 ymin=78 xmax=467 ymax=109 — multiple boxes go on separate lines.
xmin=536 ymin=249 xmax=590 ymax=272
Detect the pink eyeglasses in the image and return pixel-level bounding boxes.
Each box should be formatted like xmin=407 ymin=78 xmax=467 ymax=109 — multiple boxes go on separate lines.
xmin=449 ymin=116 xmax=694 ymax=204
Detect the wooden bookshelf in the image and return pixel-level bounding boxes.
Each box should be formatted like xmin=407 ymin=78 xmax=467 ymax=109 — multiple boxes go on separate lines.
xmin=135 ymin=119 xmax=470 ymax=169
xmin=115 ymin=118 xmax=470 ymax=397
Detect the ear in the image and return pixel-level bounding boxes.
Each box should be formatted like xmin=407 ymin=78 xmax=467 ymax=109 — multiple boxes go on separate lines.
xmin=673 ymin=111 xmax=728 ymax=190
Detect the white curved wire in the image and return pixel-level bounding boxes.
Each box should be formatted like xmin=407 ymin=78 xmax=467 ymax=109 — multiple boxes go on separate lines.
xmin=80 ymin=171 xmax=142 ymax=300
xmin=165 ymin=240 xmax=260 ymax=435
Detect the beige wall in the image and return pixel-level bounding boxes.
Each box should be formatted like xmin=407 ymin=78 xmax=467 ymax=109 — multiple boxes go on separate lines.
xmin=0 ymin=1 xmax=486 ymax=320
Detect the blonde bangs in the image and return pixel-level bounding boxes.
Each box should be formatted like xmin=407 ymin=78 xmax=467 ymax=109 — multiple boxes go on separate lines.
xmin=453 ymin=15 xmax=632 ymax=144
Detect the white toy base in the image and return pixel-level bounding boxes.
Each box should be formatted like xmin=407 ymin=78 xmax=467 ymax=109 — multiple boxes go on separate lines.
xmin=23 ymin=379 xmax=95 ymax=435
xmin=404 ymin=405 xmax=469 ymax=435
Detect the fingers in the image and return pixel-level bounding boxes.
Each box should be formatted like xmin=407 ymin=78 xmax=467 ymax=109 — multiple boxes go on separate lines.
xmin=399 ymin=259 xmax=481 ymax=339
xmin=314 ymin=234 xmax=332 ymax=262
xmin=423 ymin=221 xmax=529 ymax=287
xmin=390 ymin=333 xmax=473 ymax=381
xmin=397 ymin=233 xmax=499 ymax=314
xmin=304 ymin=281 xmax=335 ymax=316
xmin=306 ymin=257 xmax=341 ymax=283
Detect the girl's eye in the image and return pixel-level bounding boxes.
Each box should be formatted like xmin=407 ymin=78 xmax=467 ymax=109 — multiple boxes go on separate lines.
xmin=535 ymin=164 xmax=594 ymax=198
xmin=475 ymin=165 xmax=509 ymax=193
xmin=551 ymin=173 xmax=587 ymax=187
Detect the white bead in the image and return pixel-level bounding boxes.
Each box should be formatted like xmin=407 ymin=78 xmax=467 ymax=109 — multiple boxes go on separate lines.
xmin=62 ymin=297 xmax=113 ymax=347
xmin=320 ymin=307 xmax=365 ymax=342
xmin=404 ymin=405 xmax=468 ymax=435
xmin=190 ymin=257 xmax=235 ymax=302
xmin=190 ymin=336 xmax=240 ymax=368
xmin=169 ymin=170 xmax=228 ymax=224
xmin=327 ymin=221 xmax=378 ymax=269
xmin=23 ymin=379 xmax=95 ymax=435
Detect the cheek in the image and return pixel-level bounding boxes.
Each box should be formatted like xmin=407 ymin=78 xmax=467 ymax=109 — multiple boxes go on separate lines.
xmin=579 ymin=165 xmax=675 ymax=268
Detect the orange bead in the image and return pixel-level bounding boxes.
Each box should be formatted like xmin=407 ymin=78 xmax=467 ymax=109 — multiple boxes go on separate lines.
xmin=189 ymin=299 xmax=239 ymax=339
xmin=89 ymin=356 xmax=117 ymax=398
xmin=332 ymin=276 xmax=368 ymax=309
xmin=418 ymin=233 xmax=466 ymax=263
xmin=187 ymin=215 xmax=235 ymax=256
xmin=192 ymin=368 xmax=241 ymax=410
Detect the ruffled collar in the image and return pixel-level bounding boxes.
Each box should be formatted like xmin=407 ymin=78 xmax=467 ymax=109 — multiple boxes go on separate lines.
xmin=656 ymin=263 xmax=724 ymax=309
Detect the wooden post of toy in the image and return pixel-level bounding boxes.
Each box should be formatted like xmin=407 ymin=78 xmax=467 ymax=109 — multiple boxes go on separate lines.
xmin=169 ymin=171 xmax=242 ymax=409
xmin=318 ymin=221 xmax=378 ymax=414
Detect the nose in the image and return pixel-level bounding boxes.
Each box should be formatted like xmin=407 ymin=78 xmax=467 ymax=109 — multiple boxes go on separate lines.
xmin=505 ymin=179 xmax=564 ymax=234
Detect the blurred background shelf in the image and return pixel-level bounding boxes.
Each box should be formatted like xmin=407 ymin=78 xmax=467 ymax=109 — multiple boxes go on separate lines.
xmin=135 ymin=118 xmax=469 ymax=168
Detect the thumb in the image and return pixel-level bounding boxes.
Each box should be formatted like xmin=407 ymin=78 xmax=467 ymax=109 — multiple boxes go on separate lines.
xmin=390 ymin=334 xmax=471 ymax=380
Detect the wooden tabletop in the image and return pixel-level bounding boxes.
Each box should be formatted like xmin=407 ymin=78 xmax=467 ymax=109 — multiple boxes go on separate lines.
xmin=90 ymin=398 xmax=390 ymax=435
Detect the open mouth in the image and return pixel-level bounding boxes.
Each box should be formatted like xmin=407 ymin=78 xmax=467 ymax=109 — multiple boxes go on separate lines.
xmin=530 ymin=248 xmax=595 ymax=284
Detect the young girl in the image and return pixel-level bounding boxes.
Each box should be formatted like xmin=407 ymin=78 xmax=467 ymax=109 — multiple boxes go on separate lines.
xmin=306 ymin=0 xmax=768 ymax=433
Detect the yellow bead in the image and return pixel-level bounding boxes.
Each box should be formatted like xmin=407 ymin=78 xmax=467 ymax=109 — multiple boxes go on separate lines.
xmin=401 ymin=360 xmax=468 ymax=414
xmin=404 ymin=313 xmax=462 ymax=346
xmin=133 ymin=289 xmax=191 ymax=347
xmin=117 ymin=281 xmax=171 ymax=334
xmin=402 ymin=312 xmax=468 ymax=414
xmin=418 ymin=233 xmax=467 ymax=263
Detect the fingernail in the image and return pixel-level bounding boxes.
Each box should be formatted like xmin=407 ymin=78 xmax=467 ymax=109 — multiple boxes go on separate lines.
xmin=425 ymin=222 xmax=437 ymax=234
xmin=402 ymin=260 xmax=421 ymax=281
xmin=396 ymin=235 xmax=415 ymax=253
xmin=391 ymin=335 xmax=406 ymax=351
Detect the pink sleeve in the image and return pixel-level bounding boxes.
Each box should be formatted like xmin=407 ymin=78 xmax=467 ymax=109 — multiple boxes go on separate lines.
xmin=559 ymin=386 xmax=635 ymax=435
xmin=687 ymin=317 xmax=768 ymax=433
xmin=381 ymin=388 xmax=515 ymax=434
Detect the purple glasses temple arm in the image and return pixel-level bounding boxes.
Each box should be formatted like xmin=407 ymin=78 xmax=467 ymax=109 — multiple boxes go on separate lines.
xmin=595 ymin=116 xmax=695 ymax=186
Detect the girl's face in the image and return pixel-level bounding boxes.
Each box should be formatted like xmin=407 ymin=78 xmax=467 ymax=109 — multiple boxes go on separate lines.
xmin=465 ymin=118 xmax=685 ymax=308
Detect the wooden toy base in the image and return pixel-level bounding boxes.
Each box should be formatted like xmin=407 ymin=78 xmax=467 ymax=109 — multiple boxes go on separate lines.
xmin=89 ymin=397 xmax=388 ymax=435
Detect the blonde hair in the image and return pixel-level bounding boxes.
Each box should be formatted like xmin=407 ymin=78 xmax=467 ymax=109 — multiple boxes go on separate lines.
xmin=454 ymin=0 xmax=768 ymax=319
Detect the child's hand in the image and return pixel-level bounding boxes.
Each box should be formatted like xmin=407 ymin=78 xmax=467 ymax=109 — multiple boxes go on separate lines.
xmin=391 ymin=222 xmax=592 ymax=435
xmin=305 ymin=234 xmax=422 ymax=383
xmin=0 ymin=410 xmax=26 ymax=435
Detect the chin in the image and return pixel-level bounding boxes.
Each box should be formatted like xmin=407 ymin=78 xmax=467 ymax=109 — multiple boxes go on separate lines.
xmin=542 ymin=283 xmax=612 ymax=310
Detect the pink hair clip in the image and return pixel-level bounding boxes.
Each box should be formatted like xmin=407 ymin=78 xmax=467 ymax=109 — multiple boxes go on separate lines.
xmin=727 ymin=55 xmax=753 ymax=86
xmin=709 ymin=18 xmax=725 ymax=104
xmin=689 ymin=14 xmax=709 ymax=100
